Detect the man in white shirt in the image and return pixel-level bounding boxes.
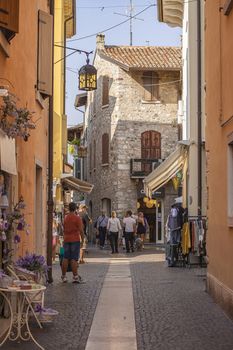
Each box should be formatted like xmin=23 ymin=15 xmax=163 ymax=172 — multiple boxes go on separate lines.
xmin=123 ymin=210 xmax=136 ymax=253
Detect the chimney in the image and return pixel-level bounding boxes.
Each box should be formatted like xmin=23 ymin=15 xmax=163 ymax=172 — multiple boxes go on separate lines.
xmin=96 ymin=33 xmax=105 ymax=50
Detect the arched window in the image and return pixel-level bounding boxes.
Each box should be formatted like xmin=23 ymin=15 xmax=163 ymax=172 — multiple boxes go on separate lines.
xmin=141 ymin=130 xmax=161 ymax=159
xmin=101 ymin=198 xmax=111 ymax=217
xmin=102 ymin=133 xmax=109 ymax=164
xmin=142 ymin=71 xmax=159 ymax=101
xmin=102 ymin=75 xmax=109 ymax=106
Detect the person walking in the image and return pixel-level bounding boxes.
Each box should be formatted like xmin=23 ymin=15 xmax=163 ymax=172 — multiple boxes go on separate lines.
xmin=136 ymin=212 xmax=148 ymax=249
xmin=107 ymin=211 xmax=122 ymax=254
xmin=61 ymin=202 xmax=84 ymax=283
xmin=97 ymin=211 xmax=109 ymax=249
xmin=79 ymin=205 xmax=92 ymax=264
xmin=123 ymin=210 xmax=136 ymax=253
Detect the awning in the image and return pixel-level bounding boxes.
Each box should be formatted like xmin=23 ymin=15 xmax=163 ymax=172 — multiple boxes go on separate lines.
xmin=0 ymin=133 xmax=17 ymax=175
xmin=61 ymin=174 xmax=94 ymax=194
xmin=144 ymin=145 xmax=188 ymax=197
xmin=157 ymin=0 xmax=184 ymax=28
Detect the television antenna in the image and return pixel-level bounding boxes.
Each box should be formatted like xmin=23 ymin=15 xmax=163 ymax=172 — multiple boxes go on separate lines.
xmin=114 ymin=0 xmax=144 ymax=46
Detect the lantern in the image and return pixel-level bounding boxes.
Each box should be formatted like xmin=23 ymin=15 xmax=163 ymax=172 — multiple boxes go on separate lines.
xmin=79 ymin=57 xmax=97 ymax=91
xmin=137 ymin=202 xmax=140 ymax=209
xmin=143 ymin=197 xmax=149 ymax=203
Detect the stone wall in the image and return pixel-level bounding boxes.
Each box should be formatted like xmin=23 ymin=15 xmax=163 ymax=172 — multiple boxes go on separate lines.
xmin=85 ymin=51 xmax=180 ymax=222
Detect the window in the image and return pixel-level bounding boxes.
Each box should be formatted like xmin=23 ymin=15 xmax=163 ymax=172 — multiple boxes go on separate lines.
xmin=37 ymin=10 xmax=53 ymax=97
xmin=141 ymin=130 xmax=161 ymax=174
xmin=0 ymin=0 xmax=19 ymax=41
xmin=101 ymin=198 xmax=111 ymax=217
xmin=142 ymin=71 xmax=159 ymax=101
xmin=102 ymin=75 xmax=109 ymax=106
xmin=228 ymin=138 xmax=233 ymax=226
xmin=102 ymin=133 xmax=109 ymax=164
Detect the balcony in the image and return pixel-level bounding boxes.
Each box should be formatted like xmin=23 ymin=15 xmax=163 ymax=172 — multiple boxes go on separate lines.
xmin=130 ymin=158 xmax=163 ymax=178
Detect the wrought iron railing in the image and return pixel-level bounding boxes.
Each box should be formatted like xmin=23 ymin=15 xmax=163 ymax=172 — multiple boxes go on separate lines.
xmin=130 ymin=158 xmax=163 ymax=178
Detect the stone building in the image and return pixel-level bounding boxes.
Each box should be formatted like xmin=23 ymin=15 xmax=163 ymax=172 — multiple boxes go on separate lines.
xmin=84 ymin=34 xmax=181 ymax=243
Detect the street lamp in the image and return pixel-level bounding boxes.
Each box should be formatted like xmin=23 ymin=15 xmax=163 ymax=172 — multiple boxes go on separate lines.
xmin=79 ymin=56 xmax=97 ymax=91
xmin=54 ymin=45 xmax=97 ymax=91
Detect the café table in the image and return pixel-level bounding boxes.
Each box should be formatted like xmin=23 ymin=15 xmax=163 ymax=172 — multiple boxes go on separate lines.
xmin=0 ymin=285 xmax=46 ymax=349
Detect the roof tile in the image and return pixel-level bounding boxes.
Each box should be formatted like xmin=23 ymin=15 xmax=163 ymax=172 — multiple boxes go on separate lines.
xmin=99 ymin=46 xmax=181 ymax=70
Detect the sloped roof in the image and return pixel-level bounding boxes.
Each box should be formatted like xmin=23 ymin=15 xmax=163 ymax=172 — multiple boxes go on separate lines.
xmin=98 ymin=46 xmax=181 ymax=71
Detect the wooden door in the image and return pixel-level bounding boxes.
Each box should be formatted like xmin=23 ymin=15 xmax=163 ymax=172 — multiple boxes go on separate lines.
xmin=141 ymin=131 xmax=161 ymax=173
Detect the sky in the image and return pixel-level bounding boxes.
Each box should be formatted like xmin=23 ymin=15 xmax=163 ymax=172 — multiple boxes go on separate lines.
xmin=65 ymin=0 xmax=181 ymax=126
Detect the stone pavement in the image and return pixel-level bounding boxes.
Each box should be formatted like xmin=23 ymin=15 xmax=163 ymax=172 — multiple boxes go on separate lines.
xmin=1 ymin=246 xmax=233 ymax=350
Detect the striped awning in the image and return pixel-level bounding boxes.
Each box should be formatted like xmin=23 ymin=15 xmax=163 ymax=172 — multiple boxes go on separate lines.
xmin=61 ymin=174 xmax=94 ymax=194
xmin=144 ymin=145 xmax=188 ymax=197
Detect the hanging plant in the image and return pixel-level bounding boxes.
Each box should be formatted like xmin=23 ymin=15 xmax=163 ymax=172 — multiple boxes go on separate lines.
xmin=0 ymin=94 xmax=36 ymax=141
xmin=70 ymin=137 xmax=81 ymax=146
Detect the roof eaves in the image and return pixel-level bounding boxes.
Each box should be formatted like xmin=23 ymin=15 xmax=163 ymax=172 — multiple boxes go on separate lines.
xmin=98 ymin=50 xmax=130 ymax=71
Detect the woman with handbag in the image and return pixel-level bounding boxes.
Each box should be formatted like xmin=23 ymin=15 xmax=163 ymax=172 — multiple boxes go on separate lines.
xmin=107 ymin=211 xmax=122 ymax=254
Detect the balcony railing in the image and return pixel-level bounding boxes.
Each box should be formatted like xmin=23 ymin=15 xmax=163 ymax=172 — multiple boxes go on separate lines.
xmin=130 ymin=158 xmax=163 ymax=178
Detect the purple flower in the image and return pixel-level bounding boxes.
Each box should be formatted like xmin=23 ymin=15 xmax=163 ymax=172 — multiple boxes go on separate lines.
xmin=14 ymin=234 xmax=21 ymax=243
xmin=17 ymin=222 xmax=23 ymax=231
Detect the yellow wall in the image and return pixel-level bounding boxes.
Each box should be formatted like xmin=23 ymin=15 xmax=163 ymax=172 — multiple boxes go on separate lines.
xmin=53 ymin=0 xmax=76 ymax=204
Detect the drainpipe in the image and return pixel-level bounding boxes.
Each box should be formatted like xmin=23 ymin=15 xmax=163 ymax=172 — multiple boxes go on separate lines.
xmin=63 ymin=16 xmax=74 ymax=115
xmin=197 ymin=0 xmax=202 ymax=218
xmin=47 ymin=0 xmax=55 ymax=284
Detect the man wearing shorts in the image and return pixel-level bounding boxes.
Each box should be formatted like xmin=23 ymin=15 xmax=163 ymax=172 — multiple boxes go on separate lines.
xmin=62 ymin=202 xmax=84 ymax=283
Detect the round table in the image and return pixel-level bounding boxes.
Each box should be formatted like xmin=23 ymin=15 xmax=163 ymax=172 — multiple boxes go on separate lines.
xmin=0 ymin=285 xmax=46 ymax=349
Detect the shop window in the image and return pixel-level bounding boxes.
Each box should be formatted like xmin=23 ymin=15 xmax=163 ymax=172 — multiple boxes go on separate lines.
xmin=0 ymin=0 xmax=19 ymax=41
xmin=37 ymin=10 xmax=53 ymax=97
xmin=228 ymin=140 xmax=233 ymax=226
xmin=142 ymin=71 xmax=159 ymax=101
xmin=102 ymin=75 xmax=109 ymax=106
xmin=102 ymin=133 xmax=109 ymax=165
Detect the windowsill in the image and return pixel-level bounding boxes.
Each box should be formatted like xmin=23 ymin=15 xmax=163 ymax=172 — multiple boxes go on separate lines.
xmin=102 ymin=104 xmax=109 ymax=109
xmin=101 ymin=163 xmax=109 ymax=167
xmin=228 ymin=216 xmax=233 ymax=227
xmin=0 ymin=31 xmax=10 ymax=57
xmin=141 ymin=100 xmax=161 ymax=104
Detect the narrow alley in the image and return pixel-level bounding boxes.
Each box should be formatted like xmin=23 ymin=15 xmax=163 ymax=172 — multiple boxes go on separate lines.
xmin=3 ymin=246 xmax=233 ymax=350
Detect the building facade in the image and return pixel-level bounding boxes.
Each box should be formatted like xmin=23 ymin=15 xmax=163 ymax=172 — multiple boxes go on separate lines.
xmin=85 ymin=35 xmax=181 ymax=242
xmin=53 ymin=0 xmax=76 ymax=212
xmin=0 ymin=0 xmax=52 ymax=259
xmin=205 ymin=0 xmax=233 ymax=319
xmin=157 ymin=0 xmax=206 ymax=218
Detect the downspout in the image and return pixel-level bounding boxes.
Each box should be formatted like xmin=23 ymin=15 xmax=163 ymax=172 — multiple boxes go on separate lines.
xmin=63 ymin=16 xmax=74 ymax=115
xmin=47 ymin=0 xmax=54 ymax=283
xmin=197 ymin=0 xmax=202 ymax=218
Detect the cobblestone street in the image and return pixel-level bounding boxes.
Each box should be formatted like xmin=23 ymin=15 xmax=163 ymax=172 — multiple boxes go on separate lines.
xmin=2 ymin=246 xmax=233 ymax=350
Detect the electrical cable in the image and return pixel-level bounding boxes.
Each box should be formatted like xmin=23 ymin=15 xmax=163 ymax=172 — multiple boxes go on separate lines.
xmin=55 ymin=4 xmax=155 ymax=44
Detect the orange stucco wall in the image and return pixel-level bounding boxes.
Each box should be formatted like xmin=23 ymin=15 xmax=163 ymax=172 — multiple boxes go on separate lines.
xmin=0 ymin=0 xmax=50 ymax=257
xmin=205 ymin=1 xmax=233 ymax=291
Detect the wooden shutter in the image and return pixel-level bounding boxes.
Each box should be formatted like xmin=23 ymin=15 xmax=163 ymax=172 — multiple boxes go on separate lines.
xmin=141 ymin=131 xmax=161 ymax=159
xmin=102 ymin=76 xmax=109 ymax=106
xmin=143 ymin=72 xmax=159 ymax=101
xmin=37 ymin=10 xmax=53 ymax=96
xmin=0 ymin=0 xmax=19 ymax=33
xmin=102 ymin=133 xmax=109 ymax=164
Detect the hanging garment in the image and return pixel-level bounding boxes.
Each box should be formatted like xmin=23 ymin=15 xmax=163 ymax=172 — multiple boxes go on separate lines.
xmin=181 ymin=222 xmax=191 ymax=255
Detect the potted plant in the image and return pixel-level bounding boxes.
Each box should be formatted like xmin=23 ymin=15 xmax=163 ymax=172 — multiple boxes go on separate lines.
xmin=0 ymin=94 xmax=36 ymax=141
xmin=15 ymin=253 xmax=49 ymax=284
